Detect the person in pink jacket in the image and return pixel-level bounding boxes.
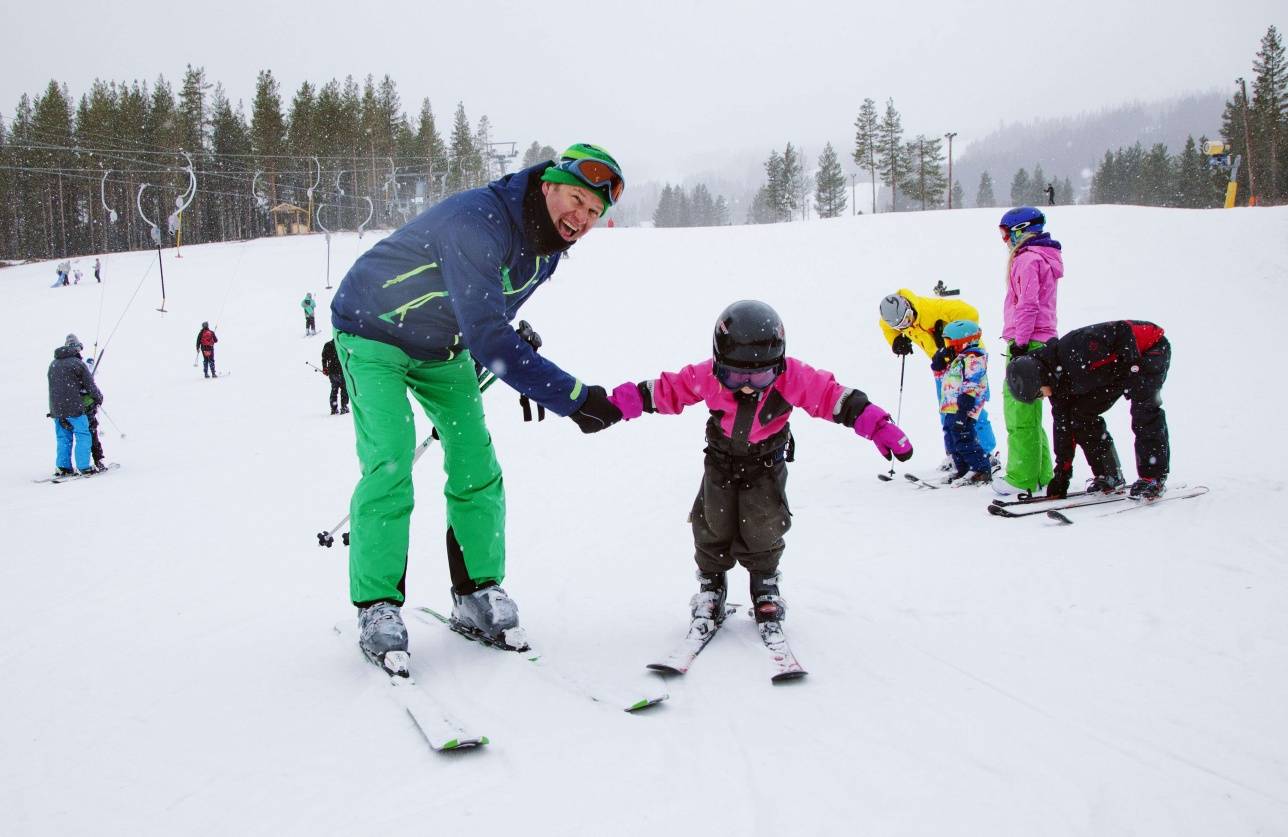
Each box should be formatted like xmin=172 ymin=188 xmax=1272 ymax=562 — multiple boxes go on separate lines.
xmin=605 ymin=300 xmax=912 ymax=628
xmin=996 ymin=207 xmax=1062 ymax=496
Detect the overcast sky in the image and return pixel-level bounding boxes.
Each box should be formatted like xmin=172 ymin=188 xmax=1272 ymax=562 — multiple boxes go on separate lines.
xmin=2 ymin=0 xmax=1280 ymax=182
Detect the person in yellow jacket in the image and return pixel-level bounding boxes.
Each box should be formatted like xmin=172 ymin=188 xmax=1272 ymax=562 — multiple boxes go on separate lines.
xmin=878 ymin=289 xmax=997 ymax=468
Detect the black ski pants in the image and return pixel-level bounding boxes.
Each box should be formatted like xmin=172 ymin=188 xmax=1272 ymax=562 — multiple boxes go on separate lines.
xmin=202 ymin=352 xmax=216 ymax=377
xmin=1053 ymin=337 xmax=1171 ymax=480
xmin=86 ymin=405 xmax=104 ymax=463
xmin=328 ymin=374 xmax=349 ymax=412
xmin=690 ymin=452 xmax=792 ymax=576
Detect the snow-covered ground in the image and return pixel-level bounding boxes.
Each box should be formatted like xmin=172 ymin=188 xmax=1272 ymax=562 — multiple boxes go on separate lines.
xmin=2 ymin=205 xmax=1286 ymax=836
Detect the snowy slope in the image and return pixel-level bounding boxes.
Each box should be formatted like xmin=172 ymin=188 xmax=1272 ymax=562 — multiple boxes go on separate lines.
xmin=2 ymin=206 xmax=1286 ymax=836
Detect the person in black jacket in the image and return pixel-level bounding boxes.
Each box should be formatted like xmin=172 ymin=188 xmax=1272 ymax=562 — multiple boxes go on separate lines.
xmin=47 ymin=334 xmax=104 ymax=476
xmin=1006 ymin=320 xmax=1171 ymax=499
xmin=320 ymin=339 xmax=349 ymax=414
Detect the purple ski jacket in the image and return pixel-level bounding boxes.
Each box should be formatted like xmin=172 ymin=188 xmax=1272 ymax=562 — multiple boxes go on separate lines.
xmin=1002 ymin=236 xmax=1063 ymax=347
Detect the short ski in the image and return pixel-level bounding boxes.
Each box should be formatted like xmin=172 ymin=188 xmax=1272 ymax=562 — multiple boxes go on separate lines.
xmin=755 ymin=617 xmax=808 ymax=683
xmin=1047 ymin=485 xmax=1209 ymax=524
xmin=991 ymin=488 xmax=1099 ymax=507
xmin=413 ymin=607 xmax=667 ymax=713
xmin=334 ymin=622 xmax=486 ymax=752
xmin=647 ymin=604 xmax=738 ymax=676
xmin=903 ymin=473 xmax=941 ymax=490
xmin=36 ymin=462 xmax=121 ymax=484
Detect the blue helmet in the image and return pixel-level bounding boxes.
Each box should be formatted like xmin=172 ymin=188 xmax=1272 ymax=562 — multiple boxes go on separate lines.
xmin=943 ymin=319 xmax=981 ymax=351
xmin=999 ymin=206 xmax=1045 ymax=236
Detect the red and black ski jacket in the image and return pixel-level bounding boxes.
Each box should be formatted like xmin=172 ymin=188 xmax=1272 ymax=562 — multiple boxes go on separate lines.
xmin=1030 ymin=320 xmax=1166 ymax=399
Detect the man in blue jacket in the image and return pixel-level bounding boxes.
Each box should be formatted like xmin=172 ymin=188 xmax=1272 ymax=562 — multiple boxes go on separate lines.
xmin=330 ymin=143 xmax=625 ymax=673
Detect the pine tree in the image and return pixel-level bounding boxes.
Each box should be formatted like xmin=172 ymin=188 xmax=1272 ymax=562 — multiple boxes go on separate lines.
xmin=763 ymin=149 xmax=786 ymax=222
xmin=1250 ymin=25 xmax=1286 ymax=203
xmin=1141 ymin=143 xmax=1172 ymax=206
xmin=691 ymin=183 xmax=716 ymax=226
xmin=1058 ymin=177 xmax=1075 ymax=205
xmin=853 ymin=97 xmax=879 ymax=213
xmin=1174 ymin=136 xmax=1208 ymax=208
xmin=951 ymin=180 xmax=965 ymax=210
xmin=814 ymin=142 xmax=847 ymax=218
xmin=675 ymin=187 xmax=692 ymax=227
xmin=250 ymin=70 xmax=286 ymax=205
xmin=653 ymin=184 xmax=676 ymax=227
xmin=713 ymin=195 xmax=730 ymax=225
xmin=1009 ymin=167 xmax=1031 ymax=206
xmin=446 ymin=102 xmax=477 ymax=195
xmin=30 ymin=81 xmax=76 ymax=257
xmin=876 ymin=99 xmax=907 ymax=211
xmin=473 ymin=114 xmax=495 ymax=185
xmin=976 ymin=171 xmax=996 ymax=207
xmin=900 ymin=135 xmax=946 ymax=210
xmin=1028 ymin=164 xmax=1047 ymax=206
xmin=781 ymin=143 xmax=803 ymax=220
xmin=417 ymin=99 xmax=448 ymax=199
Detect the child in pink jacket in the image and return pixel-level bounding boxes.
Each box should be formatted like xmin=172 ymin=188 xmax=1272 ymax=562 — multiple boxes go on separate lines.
xmin=606 ymin=300 xmax=912 ymax=628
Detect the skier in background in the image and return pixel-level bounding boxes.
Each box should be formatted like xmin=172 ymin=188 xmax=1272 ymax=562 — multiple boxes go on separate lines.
xmin=931 ymin=320 xmax=992 ymax=486
xmin=994 ymin=207 xmax=1061 ymax=497
xmin=604 ymin=300 xmax=913 ymax=629
xmin=320 ymin=338 xmax=348 ymax=415
xmin=196 ymin=322 xmax=218 ymax=378
xmin=1006 ymin=320 xmax=1171 ymax=500
xmin=94 ymin=258 xmax=102 ymax=283
xmin=1045 ymin=183 xmax=1056 ymax=205
xmin=301 ymin=292 xmax=317 ymax=336
xmin=47 ymin=334 xmax=103 ymax=476
xmin=329 ymin=143 xmax=626 ymax=673
xmin=878 ymin=289 xmax=997 ymax=470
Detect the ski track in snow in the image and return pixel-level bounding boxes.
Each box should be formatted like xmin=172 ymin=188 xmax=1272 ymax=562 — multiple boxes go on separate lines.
xmin=2 ymin=206 xmax=1287 ymax=836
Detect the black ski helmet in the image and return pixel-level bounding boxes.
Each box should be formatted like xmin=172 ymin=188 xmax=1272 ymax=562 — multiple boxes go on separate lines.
xmin=712 ymin=300 xmax=786 ymax=371
xmin=1006 ymin=354 xmax=1045 ymax=403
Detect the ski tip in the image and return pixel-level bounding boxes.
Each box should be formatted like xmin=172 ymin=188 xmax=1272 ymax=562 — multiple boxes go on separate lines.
xmin=438 ymin=735 xmax=489 ymax=751
xmin=646 ymin=663 xmax=685 ymax=676
xmin=986 ymin=504 xmax=1015 ymax=518
xmin=876 ymin=473 xmax=894 ymax=482
xmin=625 ymin=695 xmax=669 ymax=712
xmin=1047 ymin=510 xmax=1074 ymax=526
xmin=771 ymin=670 xmax=808 ymax=684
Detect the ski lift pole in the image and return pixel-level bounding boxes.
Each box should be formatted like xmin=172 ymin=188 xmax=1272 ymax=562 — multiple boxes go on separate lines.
xmin=315 ymin=202 xmax=334 ymax=289
xmin=137 ymin=184 xmax=167 ymax=313
xmin=317 ymin=369 xmax=498 ymax=547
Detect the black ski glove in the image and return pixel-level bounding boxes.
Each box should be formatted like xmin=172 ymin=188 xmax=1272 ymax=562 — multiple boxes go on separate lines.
xmin=891 ymin=334 xmax=914 ymax=356
xmin=956 ymin=393 xmax=976 ymax=415
xmin=57 ymin=417 xmax=74 ymax=432
xmin=569 ymin=386 xmax=622 ymax=434
xmin=931 ymin=346 xmax=955 ymax=372
xmin=1010 ymin=341 xmax=1029 ymax=358
xmin=1046 ymin=472 xmax=1071 ymax=499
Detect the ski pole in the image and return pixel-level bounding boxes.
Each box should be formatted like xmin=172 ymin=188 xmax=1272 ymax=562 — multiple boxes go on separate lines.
xmin=305 ymin=361 xmax=324 ymax=373
xmin=317 ymin=368 xmax=500 ymax=547
xmin=99 ymin=406 xmax=127 ymax=439
xmin=193 ymin=350 xmax=199 ymax=368
xmin=882 ymin=354 xmax=906 ymax=482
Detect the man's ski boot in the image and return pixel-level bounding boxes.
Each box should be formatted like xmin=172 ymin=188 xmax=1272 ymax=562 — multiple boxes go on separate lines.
xmin=1086 ymin=472 xmax=1126 ymax=494
xmin=54 ymin=467 xmax=76 ymax=478
xmin=689 ymin=571 xmax=728 ymax=624
xmin=750 ymin=571 xmax=788 ymax=624
xmin=450 ymin=583 xmax=530 ymax=651
xmin=357 ymin=601 xmax=410 ymax=676
xmin=950 ymin=470 xmax=992 ymax=488
xmin=1128 ymin=476 xmax=1167 ymax=500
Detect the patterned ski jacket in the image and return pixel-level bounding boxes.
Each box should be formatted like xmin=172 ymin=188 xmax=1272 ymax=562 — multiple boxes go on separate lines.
xmin=878 ymin=288 xmax=983 ymax=358
xmin=1002 ymin=233 xmax=1063 ymax=348
xmin=935 ymin=346 xmax=989 ymax=417
xmin=330 ymin=163 xmax=588 ymax=416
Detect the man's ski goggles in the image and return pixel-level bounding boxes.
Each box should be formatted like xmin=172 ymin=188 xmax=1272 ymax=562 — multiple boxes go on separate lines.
xmin=715 ymin=363 xmax=779 ymax=391
xmin=556 ymin=157 xmax=626 ymax=205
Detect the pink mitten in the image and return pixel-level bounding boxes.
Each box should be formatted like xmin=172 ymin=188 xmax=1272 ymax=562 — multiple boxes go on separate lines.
xmin=607 ymin=382 xmax=644 ymax=421
xmin=854 ymin=403 xmax=913 ymax=461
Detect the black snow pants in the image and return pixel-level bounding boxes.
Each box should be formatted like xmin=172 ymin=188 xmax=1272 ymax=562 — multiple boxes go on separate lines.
xmin=328 ymin=373 xmax=349 ymax=412
xmin=1053 ymin=337 xmax=1171 ymax=480
xmin=689 ymin=427 xmax=792 ymax=576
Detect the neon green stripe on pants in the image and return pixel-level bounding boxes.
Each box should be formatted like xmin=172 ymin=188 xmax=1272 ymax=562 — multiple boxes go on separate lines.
xmin=334 ymin=331 xmax=505 ymax=605
xmin=1002 ymin=341 xmax=1054 ymax=491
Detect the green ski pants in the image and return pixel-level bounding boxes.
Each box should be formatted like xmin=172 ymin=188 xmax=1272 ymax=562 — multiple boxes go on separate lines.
xmin=335 ymin=331 xmax=505 ymax=606
xmin=1003 ymin=341 xmax=1054 ymax=491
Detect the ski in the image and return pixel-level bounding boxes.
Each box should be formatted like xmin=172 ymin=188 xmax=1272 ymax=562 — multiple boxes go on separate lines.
xmin=37 ymin=462 xmax=121 ymax=484
xmin=903 ymin=472 xmax=941 ymax=490
xmin=647 ymin=604 xmax=738 ymax=676
xmin=412 ymin=607 xmax=667 ymax=713
xmin=1047 ymin=485 xmax=1209 ymax=524
xmin=755 ymin=617 xmax=808 ymax=683
xmin=334 ymin=623 xmax=487 ymax=752
xmin=987 ymin=492 xmax=1129 ymax=518
xmin=991 ymin=488 xmax=1098 ymax=507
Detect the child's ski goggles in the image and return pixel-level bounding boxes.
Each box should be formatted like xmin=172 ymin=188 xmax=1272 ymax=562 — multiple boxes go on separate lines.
xmin=555 ymin=157 xmax=626 ymax=205
xmin=715 ymin=363 xmax=779 ymax=391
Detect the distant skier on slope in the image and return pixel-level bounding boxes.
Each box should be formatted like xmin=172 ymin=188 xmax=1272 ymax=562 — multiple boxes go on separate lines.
xmin=1006 ymin=320 xmax=1171 ymax=500
xmin=47 ymin=334 xmax=103 ymax=477
xmin=604 ymin=299 xmax=913 ymax=628
xmin=196 ymin=322 xmax=218 ymax=378
xmin=301 ymin=292 xmax=317 ymax=336
xmin=878 ymin=289 xmax=998 ymax=470
xmin=329 ymin=143 xmax=626 ymax=673
xmin=320 ymin=338 xmax=348 ymax=414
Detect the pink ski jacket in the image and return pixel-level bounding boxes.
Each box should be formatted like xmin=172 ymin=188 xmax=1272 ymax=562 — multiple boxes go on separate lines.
xmin=1002 ymin=238 xmax=1063 ymax=347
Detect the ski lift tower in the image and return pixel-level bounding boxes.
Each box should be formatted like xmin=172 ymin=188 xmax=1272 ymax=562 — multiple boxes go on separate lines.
xmin=486 ymin=142 xmax=519 ymax=178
